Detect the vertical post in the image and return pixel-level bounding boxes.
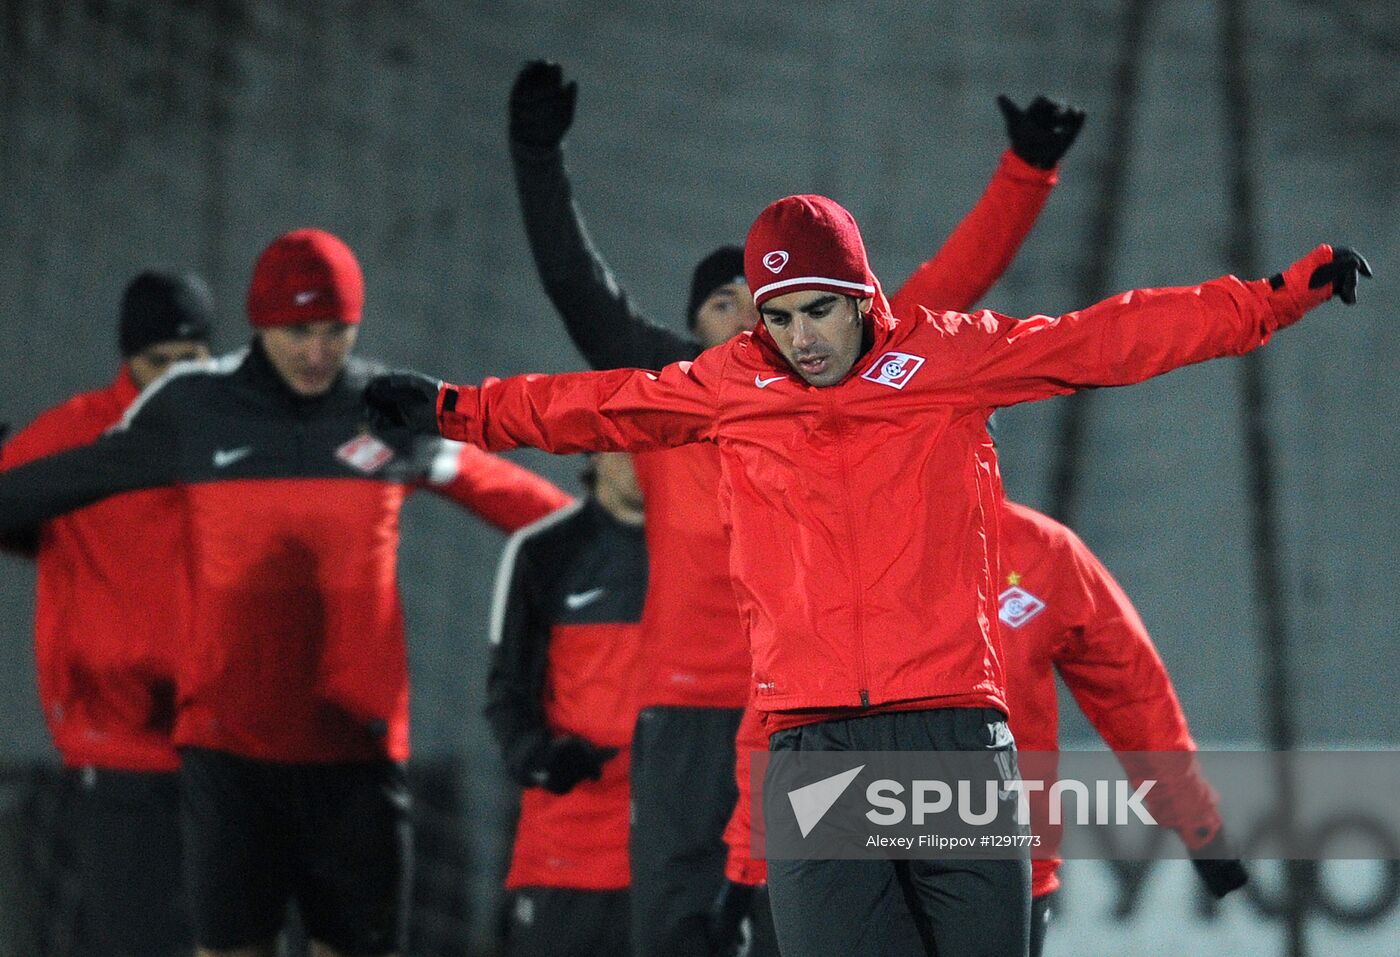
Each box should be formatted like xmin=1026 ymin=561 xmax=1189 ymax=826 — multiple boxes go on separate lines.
xmin=1215 ymin=1 xmax=1309 ymax=954
xmin=1046 ymin=0 xmax=1155 ymax=526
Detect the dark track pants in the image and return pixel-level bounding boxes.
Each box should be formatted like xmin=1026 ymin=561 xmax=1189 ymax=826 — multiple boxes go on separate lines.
xmin=504 ymin=886 xmax=630 ymax=957
xmin=629 ymin=705 xmax=742 ymax=957
xmin=765 ymin=708 xmax=1031 ymax=957
xmin=63 ymin=766 xmax=192 ymax=957
xmin=1029 ymin=891 xmax=1056 ymax=957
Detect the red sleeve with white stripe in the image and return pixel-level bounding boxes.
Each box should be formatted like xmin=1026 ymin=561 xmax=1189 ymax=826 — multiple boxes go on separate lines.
xmin=424 ymin=441 xmax=572 ymax=534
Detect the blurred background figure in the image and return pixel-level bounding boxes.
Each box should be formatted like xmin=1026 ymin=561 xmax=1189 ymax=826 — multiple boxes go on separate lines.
xmin=0 ymin=271 xmax=213 ymax=957
xmin=485 ymin=452 xmax=646 ymax=957
xmin=0 ymin=230 xmax=569 ymax=957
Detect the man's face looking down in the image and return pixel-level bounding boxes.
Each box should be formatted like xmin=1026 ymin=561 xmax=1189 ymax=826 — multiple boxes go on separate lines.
xmin=259 ymin=320 xmax=358 ymax=397
xmin=694 ymin=281 xmax=759 ymax=349
xmin=759 ymin=291 xmax=870 ymax=387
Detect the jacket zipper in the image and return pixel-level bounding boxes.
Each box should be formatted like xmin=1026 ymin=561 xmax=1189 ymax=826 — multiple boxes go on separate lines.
xmin=825 ymin=389 xmax=871 ymax=707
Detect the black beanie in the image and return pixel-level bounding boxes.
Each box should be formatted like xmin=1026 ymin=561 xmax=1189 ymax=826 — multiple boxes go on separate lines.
xmin=119 ymin=271 xmax=214 ymax=357
xmin=686 ymin=246 xmax=746 ymax=329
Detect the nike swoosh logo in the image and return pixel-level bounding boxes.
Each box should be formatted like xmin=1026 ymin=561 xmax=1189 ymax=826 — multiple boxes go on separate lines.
xmin=294 ymin=290 xmax=319 ymax=305
xmin=754 ymin=374 xmax=788 ymax=388
xmin=565 ymin=587 xmax=606 ymax=610
xmin=212 ymin=446 xmax=254 ymax=468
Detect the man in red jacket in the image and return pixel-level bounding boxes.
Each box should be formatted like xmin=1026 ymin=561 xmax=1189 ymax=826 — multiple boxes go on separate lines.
xmin=717 ymin=495 xmax=1249 ymax=957
xmin=0 ymin=230 xmax=572 ymax=957
xmin=365 ymin=197 xmax=1369 ymax=956
xmin=486 ymin=452 xmax=647 ymax=956
xmin=0 ymin=271 xmax=213 ymax=957
xmin=507 ymin=60 xmax=1084 ymax=957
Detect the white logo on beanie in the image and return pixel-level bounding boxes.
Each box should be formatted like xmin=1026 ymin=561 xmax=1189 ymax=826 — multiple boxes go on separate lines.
xmin=763 ymin=250 xmax=790 ymax=274
xmin=294 ymin=290 xmax=319 ymax=305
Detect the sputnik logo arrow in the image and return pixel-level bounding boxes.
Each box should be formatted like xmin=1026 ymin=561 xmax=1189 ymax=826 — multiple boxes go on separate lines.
xmin=788 ymin=765 xmax=864 ymax=837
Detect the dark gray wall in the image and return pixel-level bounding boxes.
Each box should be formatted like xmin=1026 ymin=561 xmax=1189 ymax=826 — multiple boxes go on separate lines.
xmin=0 ymin=0 xmax=1394 ymax=782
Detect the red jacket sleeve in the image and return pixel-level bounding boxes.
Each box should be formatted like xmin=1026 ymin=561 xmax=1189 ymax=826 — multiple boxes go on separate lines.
xmin=421 ymin=441 xmax=572 ymax=533
xmin=0 ymin=403 xmax=95 ymax=470
xmin=437 ymin=346 xmax=726 ymax=454
xmin=889 ymin=150 xmax=1056 ymax=316
xmin=0 ymin=397 xmax=102 ymax=556
xmin=1052 ymin=530 xmax=1223 ymax=850
xmin=723 ymin=702 xmax=770 ymax=885
xmin=930 ymin=245 xmax=1334 ymax=408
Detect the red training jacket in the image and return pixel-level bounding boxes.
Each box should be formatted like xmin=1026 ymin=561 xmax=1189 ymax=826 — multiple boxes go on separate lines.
xmin=0 ymin=367 xmax=186 ymax=771
xmin=0 ymin=347 xmax=572 ymax=764
xmin=487 ymin=499 xmax=648 ymax=890
xmin=720 ymin=501 xmax=1224 ymax=895
xmin=438 ymin=247 xmax=1331 ymax=724
xmin=636 ymin=150 xmax=1059 ymax=708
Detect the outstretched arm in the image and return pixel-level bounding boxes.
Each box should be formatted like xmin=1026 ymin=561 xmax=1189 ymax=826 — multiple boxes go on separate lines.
xmin=365 ymin=347 xmax=726 ymax=456
xmin=939 ymin=245 xmax=1370 ymax=407
xmin=0 ymin=392 xmax=180 ymax=532
xmin=422 ymin=440 xmax=572 ymax=532
xmin=510 ymin=61 xmax=701 ymax=370
xmin=890 ymin=95 xmax=1084 ymax=316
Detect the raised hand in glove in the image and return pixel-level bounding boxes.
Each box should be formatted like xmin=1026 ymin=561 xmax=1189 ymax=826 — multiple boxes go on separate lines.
xmin=1189 ymin=830 xmax=1249 ymax=899
xmin=528 ymin=735 xmax=618 ymax=795
xmin=364 ymin=371 xmax=444 ymax=448
xmin=1305 ymin=246 xmax=1372 ymax=305
xmin=706 ymin=879 xmax=756 ymax=957
xmin=1270 ymin=244 xmax=1373 ymax=311
xmin=997 ymin=94 xmax=1087 ymax=169
xmin=510 ymin=60 xmax=578 ymax=151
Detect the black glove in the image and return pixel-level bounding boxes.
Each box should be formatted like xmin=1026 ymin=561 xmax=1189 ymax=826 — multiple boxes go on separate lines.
xmin=510 ymin=60 xmax=578 ymax=151
xmin=997 ymin=94 xmax=1087 ymax=169
xmin=1189 ymin=831 xmax=1249 ymax=898
xmin=1306 ymin=246 xmax=1372 ymax=305
xmin=528 ymin=735 xmax=618 ymax=795
xmin=364 ymin=372 xmax=443 ymax=448
xmin=706 ymin=879 xmax=756 ymax=957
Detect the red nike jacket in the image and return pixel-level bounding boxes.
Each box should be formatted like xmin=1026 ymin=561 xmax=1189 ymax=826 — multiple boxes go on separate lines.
xmin=633 ymin=152 xmax=1060 ymax=708
xmin=0 ymin=367 xmax=186 ymax=771
xmin=720 ymin=501 xmax=1224 ymax=896
xmin=0 ymin=345 xmax=571 ymax=764
xmin=437 ymin=247 xmax=1333 ymax=724
xmin=487 ymin=499 xmax=648 ymax=890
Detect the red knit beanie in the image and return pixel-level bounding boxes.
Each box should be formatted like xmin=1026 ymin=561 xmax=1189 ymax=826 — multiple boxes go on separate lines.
xmin=246 ymin=228 xmax=364 ymax=328
xmin=744 ymin=195 xmax=876 ymax=309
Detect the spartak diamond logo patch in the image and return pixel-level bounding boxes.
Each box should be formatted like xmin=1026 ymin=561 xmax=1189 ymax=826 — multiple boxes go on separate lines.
xmin=998 ymin=585 xmax=1046 ymax=629
xmin=337 ymin=433 xmax=395 ymax=474
xmin=860 ymin=351 xmax=926 ymax=390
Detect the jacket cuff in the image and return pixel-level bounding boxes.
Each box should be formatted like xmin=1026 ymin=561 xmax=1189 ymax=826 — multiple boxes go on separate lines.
xmin=436 ymin=383 xmax=473 ymax=443
xmin=1266 ymin=243 xmax=1335 ymax=331
xmin=998 ymin=149 xmax=1059 ymax=188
